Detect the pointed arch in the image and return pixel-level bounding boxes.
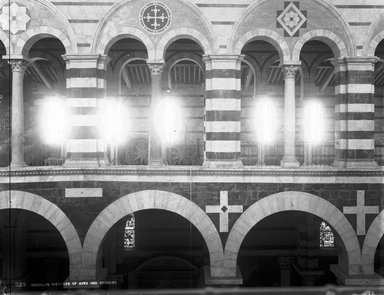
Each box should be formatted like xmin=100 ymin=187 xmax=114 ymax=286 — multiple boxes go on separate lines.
xmin=14 ymin=26 xmax=75 ymax=56
xmin=362 ymin=210 xmax=384 ymax=274
xmin=156 ymin=28 xmax=213 ymax=60
xmin=224 ymin=191 xmax=361 ymax=277
xmin=82 ymin=190 xmax=223 ymax=280
xmin=292 ymin=30 xmax=349 ymax=61
xmin=232 ymin=29 xmax=290 ymax=65
xmin=0 ymin=190 xmax=82 ymax=280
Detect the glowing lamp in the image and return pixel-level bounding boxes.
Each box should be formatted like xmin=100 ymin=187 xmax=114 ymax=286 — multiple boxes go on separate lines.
xmin=254 ymin=98 xmax=278 ymax=144
xmin=98 ymin=99 xmax=129 ymax=144
xmin=304 ymin=101 xmax=324 ymax=144
xmin=153 ymin=97 xmax=183 ymax=144
xmin=41 ymin=98 xmax=68 ymax=144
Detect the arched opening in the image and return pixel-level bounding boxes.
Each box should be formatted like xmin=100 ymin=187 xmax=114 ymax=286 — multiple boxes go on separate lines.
xmin=0 ymin=41 xmax=10 ymax=167
xmin=0 ymin=209 xmax=69 ymax=291
xmin=106 ymin=38 xmax=149 ymax=165
xmin=374 ymin=235 xmax=384 ymax=278
xmin=298 ymin=40 xmax=335 ymax=166
xmin=163 ymin=39 xmax=204 ymax=165
xmin=23 ymin=37 xmax=66 ymax=166
xmin=374 ymin=39 xmax=384 ymax=165
xmin=240 ymin=40 xmax=284 ymax=166
xmin=99 ymin=209 xmax=207 ymax=289
xmin=238 ymin=211 xmax=338 ymax=287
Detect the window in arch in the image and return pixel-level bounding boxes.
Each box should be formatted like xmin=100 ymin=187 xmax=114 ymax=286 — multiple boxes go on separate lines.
xmin=124 ymin=213 xmax=135 ymax=249
xmin=320 ymin=221 xmax=334 ymax=248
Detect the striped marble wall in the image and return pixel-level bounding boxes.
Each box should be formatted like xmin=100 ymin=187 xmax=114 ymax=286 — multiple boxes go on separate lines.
xmin=204 ymin=55 xmax=242 ymax=166
xmin=334 ymin=58 xmax=377 ymax=168
xmin=64 ymin=55 xmax=108 ymax=166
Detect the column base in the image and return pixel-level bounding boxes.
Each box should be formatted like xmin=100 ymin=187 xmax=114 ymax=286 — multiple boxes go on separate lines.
xmin=204 ymin=265 xmax=242 ymax=286
xmin=330 ymin=264 xmax=384 ymax=286
xmin=9 ymin=162 xmax=26 ymax=168
xmin=280 ymin=157 xmax=300 ymax=168
xmin=64 ymin=159 xmax=107 ymax=168
xmin=203 ymin=160 xmax=243 ymax=169
xmin=148 ymin=159 xmax=165 ymax=166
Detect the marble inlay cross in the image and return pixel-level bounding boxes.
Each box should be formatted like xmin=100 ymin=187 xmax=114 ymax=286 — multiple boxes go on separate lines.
xmin=206 ymin=191 xmax=243 ymax=232
xmin=343 ymin=190 xmax=379 ymax=235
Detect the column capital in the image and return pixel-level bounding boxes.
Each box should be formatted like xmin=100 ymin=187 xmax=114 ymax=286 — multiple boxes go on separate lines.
xmin=147 ymin=62 xmax=165 ymax=74
xmin=278 ymin=256 xmax=295 ymax=270
xmin=7 ymin=59 xmax=29 ymax=72
xmin=281 ymin=63 xmax=301 ymax=79
xmin=332 ymin=56 xmax=379 ymax=71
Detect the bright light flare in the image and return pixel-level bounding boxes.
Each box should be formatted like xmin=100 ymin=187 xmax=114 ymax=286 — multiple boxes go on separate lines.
xmin=304 ymin=101 xmax=324 ymax=144
xmin=153 ymin=97 xmax=183 ymax=144
xmin=41 ymin=98 xmax=68 ymax=144
xmin=254 ymin=98 xmax=278 ymax=144
xmin=98 ymin=99 xmax=129 ymax=144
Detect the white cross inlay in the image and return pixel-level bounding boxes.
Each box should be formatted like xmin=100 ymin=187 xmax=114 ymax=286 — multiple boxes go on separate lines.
xmin=343 ymin=190 xmax=379 ymax=235
xmin=205 ymin=191 xmax=243 ymax=232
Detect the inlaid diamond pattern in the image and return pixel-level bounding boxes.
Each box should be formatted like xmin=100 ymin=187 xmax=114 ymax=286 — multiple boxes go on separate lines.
xmin=277 ymin=2 xmax=307 ymax=37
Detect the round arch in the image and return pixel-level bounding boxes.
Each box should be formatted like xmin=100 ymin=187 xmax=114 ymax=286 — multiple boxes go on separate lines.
xmin=0 ymin=190 xmax=82 ymax=280
xmin=224 ymin=191 xmax=361 ymax=277
xmin=362 ymin=210 xmax=384 ymax=275
xmin=116 ymin=55 xmax=148 ymax=94
xmin=232 ymin=29 xmax=290 ymax=65
xmin=0 ymin=30 xmax=12 ymax=55
xmin=365 ymin=29 xmax=384 ymax=57
xmin=156 ymin=28 xmax=213 ymax=60
xmin=93 ymin=27 xmax=154 ymax=59
xmin=292 ymin=30 xmax=349 ymax=61
xmin=14 ymin=26 xmax=75 ymax=56
xmin=82 ymin=190 xmax=223 ymax=279
xmin=165 ymin=52 xmax=204 ymax=90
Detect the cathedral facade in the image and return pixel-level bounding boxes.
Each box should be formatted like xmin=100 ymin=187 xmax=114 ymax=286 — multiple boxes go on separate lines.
xmin=0 ymin=0 xmax=384 ymax=291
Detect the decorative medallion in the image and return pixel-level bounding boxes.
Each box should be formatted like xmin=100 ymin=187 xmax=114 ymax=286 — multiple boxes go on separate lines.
xmin=139 ymin=1 xmax=172 ymax=34
xmin=0 ymin=2 xmax=31 ymax=35
xmin=277 ymin=2 xmax=307 ymax=37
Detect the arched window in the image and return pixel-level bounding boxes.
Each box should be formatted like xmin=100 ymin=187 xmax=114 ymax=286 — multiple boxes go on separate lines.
xmin=124 ymin=213 xmax=135 ymax=249
xmin=320 ymin=221 xmax=334 ymax=248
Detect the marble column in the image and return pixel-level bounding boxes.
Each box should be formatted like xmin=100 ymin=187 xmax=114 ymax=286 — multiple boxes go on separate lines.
xmin=148 ymin=63 xmax=165 ymax=166
xmin=277 ymin=256 xmax=294 ymax=286
xmin=8 ymin=59 xmax=28 ymax=167
xmin=281 ymin=64 xmax=300 ymax=168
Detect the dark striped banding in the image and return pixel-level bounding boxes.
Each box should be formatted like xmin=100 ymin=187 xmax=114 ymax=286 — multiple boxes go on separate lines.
xmin=63 ymin=55 xmax=108 ymax=166
xmin=204 ymin=55 xmax=243 ymax=164
xmin=333 ymin=58 xmax=377 ymax=167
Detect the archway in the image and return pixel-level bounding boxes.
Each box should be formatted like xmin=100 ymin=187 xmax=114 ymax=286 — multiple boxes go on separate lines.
xmin=82 ymin=190 xmax=223 ymax=280
xmin=0 ymin=41 xmax=10 ymax=167
xmin=23 ymin=37 xmax=66 ymax=166
xmin=238 ymin=211 xmax=338 ymax=286
xmin=224 ymin=191 xmax=360 ymax=277
xmin=105 ymin=38 xmax=149 ymax=165
xmin=0 ymin=190 xmax=82 ymax=281
xmin=239 ymin=40 xmax=286 ymax=166
xmin=163 ymin=39 xmax=205 ymax=165
xmin=100 ymin=209 xmax=206 ymax=289
xmin=374 ymin=39 xmax=384 ymax=165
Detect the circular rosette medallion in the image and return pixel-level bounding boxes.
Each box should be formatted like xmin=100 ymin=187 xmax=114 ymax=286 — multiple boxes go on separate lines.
xmin=0 ymin=2 xmax=31 ymax=35
xmin=139 ymin=1 xmax=172 ymax=34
